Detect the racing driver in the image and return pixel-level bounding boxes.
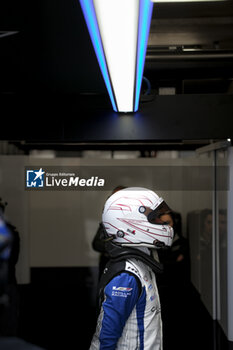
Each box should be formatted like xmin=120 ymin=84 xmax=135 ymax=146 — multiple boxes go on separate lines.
xmin=89 ymin=187 xmax=174 ymax=350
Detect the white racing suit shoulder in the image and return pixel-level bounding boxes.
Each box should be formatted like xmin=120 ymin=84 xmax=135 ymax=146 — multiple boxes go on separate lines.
xmin=89 ymin=258 xmax=162 ymax=350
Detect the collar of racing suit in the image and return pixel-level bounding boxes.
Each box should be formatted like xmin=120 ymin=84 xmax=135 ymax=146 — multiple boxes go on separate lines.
xmin=105 ymin=240 xmax=164 ymax=274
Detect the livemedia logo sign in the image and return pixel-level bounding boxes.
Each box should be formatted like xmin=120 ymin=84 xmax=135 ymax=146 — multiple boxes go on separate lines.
xmin=25 ymin=167 xmax=105 ymax=190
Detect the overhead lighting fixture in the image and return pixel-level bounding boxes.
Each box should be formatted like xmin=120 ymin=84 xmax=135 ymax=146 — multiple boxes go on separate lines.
xmin=79 ymin=0 xmax=153 ymax=113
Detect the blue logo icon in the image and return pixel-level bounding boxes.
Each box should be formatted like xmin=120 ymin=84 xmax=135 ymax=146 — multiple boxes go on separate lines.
xmin=26 ymin=168 xmax=45 ymax=188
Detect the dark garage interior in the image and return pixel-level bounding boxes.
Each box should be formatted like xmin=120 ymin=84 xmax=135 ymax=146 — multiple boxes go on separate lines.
xmin=1 ymin=1 xmax=233 ymax=349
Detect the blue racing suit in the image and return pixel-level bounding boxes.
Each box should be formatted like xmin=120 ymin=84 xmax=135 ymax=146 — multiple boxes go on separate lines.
xmin=89 ymin=258 xmax=162 ymax=350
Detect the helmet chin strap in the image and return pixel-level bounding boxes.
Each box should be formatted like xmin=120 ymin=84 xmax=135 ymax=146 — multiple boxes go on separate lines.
xmin=105 ymin=240 xmax=164 ymax=275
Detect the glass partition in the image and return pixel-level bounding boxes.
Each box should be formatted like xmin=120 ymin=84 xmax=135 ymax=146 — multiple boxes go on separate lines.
xmin=216 ymin=149 xmax=228 ymax=336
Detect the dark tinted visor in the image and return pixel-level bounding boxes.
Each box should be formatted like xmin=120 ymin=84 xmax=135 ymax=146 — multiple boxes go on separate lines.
xmin=147 ymin=201 xmax=172 ymax=225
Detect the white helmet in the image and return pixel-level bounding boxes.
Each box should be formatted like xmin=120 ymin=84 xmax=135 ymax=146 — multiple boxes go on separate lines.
xmin=102 ymin=187 xmax=174 ymax=248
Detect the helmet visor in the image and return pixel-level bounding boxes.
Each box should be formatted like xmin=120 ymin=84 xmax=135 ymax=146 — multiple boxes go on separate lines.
xmin=146 ymin=201 xmax=172 ymax=225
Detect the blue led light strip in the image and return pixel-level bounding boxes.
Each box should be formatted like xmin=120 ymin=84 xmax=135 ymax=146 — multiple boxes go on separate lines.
xmin=79 ymin=0 xmax=117 ymax=111
xmin=134 ymin=0 xmax=153 ymax=112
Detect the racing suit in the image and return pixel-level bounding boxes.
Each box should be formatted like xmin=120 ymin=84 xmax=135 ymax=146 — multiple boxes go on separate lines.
xmin=89 ymin=254 xmax=162 ymax=350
